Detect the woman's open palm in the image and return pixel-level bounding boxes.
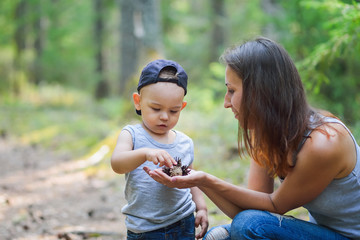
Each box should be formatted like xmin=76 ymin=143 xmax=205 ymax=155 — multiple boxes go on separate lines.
xmin=143 ymin=167 xmax=205 ymax=189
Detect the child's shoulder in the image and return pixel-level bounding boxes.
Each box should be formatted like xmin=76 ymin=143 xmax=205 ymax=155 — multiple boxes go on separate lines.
xmin=123 ymin=123 xmax=141 ymax=130
xmin=174 ymin=129 xmax=193 ymax=142
xmin=121 ymin=124 xmax=143 ymax=136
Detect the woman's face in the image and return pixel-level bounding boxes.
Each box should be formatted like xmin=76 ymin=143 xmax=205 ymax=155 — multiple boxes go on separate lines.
xmin=224 ymin=65 xmax=244 ymax=124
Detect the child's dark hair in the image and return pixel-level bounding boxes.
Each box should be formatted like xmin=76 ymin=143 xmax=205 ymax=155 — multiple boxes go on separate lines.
xmin=159 ymin=66 xmax=178 ymax=80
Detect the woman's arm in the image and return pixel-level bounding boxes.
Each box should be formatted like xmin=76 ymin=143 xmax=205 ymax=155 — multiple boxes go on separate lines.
xmin=199 ymin=126 xmax=351 ymax=215
xmin=248 ymin=159 xmax=274 ymax=193
xmin=198 ymin=173 xmax=276 ymax=217
xmin=269 ymin=123 xmax=355 ymax=213
xmin=145 ymin=123 xmax=354 ymax=216
xmin=209 ymin=123 xmax=355 ymax=214
xmin=200 ymin=185 xmax=243 ymax=218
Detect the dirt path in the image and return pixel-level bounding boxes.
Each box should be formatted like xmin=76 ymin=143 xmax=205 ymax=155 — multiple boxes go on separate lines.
xmin=0 ymin=138 xmax=127 ymax=240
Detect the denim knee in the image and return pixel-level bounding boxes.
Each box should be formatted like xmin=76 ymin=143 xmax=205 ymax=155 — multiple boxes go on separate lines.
xmin=230 ymin=209 xmax=268 ymax=239
xmin=230 ymin=210 xmax=351 ymax=240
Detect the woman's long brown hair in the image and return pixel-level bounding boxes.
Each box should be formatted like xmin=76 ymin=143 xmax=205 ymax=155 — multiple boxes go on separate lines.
xmin=221 ymin=37 xmax=316 ymax=177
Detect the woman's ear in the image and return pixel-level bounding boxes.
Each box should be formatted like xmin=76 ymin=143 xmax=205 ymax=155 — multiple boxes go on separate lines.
xmin=181 ymin=101 xmax=187 ymax=110
xmin=133 ymin=92 xmax=141 ymax=111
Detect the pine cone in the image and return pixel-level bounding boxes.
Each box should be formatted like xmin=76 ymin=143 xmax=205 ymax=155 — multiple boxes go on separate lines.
xmin=162 ymin=157 xmax=190 ymax=176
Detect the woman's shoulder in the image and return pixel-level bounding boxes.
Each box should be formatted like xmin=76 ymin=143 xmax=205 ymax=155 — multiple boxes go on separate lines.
xmin=298 ymin=122 xmax=355 ymax=178
xmin=308 ymin=123 xmax=345 ymax=153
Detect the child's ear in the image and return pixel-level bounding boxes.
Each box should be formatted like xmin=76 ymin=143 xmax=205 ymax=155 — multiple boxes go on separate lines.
xmin=133 ymin=92 xmax=141 ymax=111
xmin=181 ymin=101 xmax=187 ymax=110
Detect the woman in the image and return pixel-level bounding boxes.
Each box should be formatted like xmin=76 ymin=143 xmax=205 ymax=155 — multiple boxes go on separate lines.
xmin=144 ymin=37 xmax=360 ymax=240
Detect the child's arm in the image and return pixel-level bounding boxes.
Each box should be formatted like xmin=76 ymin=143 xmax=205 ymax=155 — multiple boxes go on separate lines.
xmin=111 ymin=130 xmax=177 ymax=174
xmin=189 ymin=164 xmax=209 ymax=239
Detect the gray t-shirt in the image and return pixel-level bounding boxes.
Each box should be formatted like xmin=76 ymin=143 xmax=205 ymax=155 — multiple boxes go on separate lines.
xmin=121 ymin=124 xmax=196 ymax=233
xmin=285 ymin=116 xmax=360 ymax=239
xmin=303 ymin=117 xmax=360 ymax=239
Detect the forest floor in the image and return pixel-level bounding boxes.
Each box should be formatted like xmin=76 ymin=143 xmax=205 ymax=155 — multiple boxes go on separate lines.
xmin=0 ymin=137 xmax=128 ymax=240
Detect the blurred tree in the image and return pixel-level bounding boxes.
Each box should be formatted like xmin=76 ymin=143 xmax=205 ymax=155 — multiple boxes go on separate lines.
xmin=260 ymin=0 xmax=282 ymax=40
xmin=13 ymin=0 xmax=28 ymax=94
xmin=119 ymin=0 xmax=162 ymax=96
xmin=94 ymin=0 xmax=109 ymax=99
xmin=209 ymin=0 xmax=226 ymax=62
xmin=32 ymin=0 xmax=46 ymax=85
xmin=160 ymin=1 xmax=217 ymax=82
xmin=14 ymin=0 xmax=27 ymax=65
xmin=119 ymin=0 xmax=137 ymax=96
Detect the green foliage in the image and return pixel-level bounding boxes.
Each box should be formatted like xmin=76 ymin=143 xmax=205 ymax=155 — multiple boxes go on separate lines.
xmin=185 ymin=62 xmax=225 ymax=113
xmin=0 ymin=1 xmax=15 ymax=44
xmin=0 ymin=83 xmax=120 ymax=156
xmin=272 ymin=0 xmax=360 ymax=124
xmin=298 ymin=0 xmax=360 ymax=88
xmin=297 ymin=0 xmax=360 ymax=123
xmin=226 ymin=0 xmax=264 ymax=42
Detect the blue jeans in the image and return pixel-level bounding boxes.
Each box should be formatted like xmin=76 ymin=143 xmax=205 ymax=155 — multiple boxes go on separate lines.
xmin=127 ymin=213 xmax=195 ymax=240
xmin=204 ymin=210 xmax=350 ymax=240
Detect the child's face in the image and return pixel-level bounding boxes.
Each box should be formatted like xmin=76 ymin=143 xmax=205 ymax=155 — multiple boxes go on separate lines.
xmin=134 ymin=82 xmax=186 ymax=135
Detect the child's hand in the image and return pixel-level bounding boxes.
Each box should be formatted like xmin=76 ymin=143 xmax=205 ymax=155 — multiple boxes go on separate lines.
xmin=145 ymin=149 xmax=177 ymax=168
xmin=195 ymin=209 xmax=209 ymax=239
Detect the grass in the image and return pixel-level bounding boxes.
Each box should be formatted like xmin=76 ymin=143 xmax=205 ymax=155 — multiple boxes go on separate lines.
xmin=0 ymin=84 xmax=121 ymax=157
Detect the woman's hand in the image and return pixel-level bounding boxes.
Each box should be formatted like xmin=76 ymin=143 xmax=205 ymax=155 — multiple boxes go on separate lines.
xmin=143 ymin=167 xmax=206 ymax=189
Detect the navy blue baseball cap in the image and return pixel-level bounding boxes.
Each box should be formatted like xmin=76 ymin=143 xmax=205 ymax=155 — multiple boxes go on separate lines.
xmin=136 ymin=59 xmax=188 ymax=115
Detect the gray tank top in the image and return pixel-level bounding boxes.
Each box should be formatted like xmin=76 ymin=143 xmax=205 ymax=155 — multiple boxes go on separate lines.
xmin=294 ymin=117 xmax=360 ymax=239
xmin=121 ymin=124 xmax=196 ymax=233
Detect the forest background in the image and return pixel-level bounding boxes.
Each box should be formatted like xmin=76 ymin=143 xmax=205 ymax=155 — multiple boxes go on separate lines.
xmin=1 ymin=0 xmax=360 ymax=239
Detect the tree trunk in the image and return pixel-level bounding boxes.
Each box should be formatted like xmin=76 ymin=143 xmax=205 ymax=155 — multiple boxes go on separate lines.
xmin=209 ymin=0 xmax=226 ymax=63
xmin=14 ymin=0 xmax=27 ymax=61
xmin=137 ymin=0 xmax=162 ymax=58
xmin=119 ymin=0 xmax=138 ymax=96
xmin=94 ymin=0 xmax=109 ymax=99
xmin=261 ymin=0 xmax=281 ymax=40
xmin=119 ymin=0 xmax=162 ymax=96
xmin=33 ymin=1 xmax=46 ymax=85
xmin=13 ymin=0 xmax=28 ymax=95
